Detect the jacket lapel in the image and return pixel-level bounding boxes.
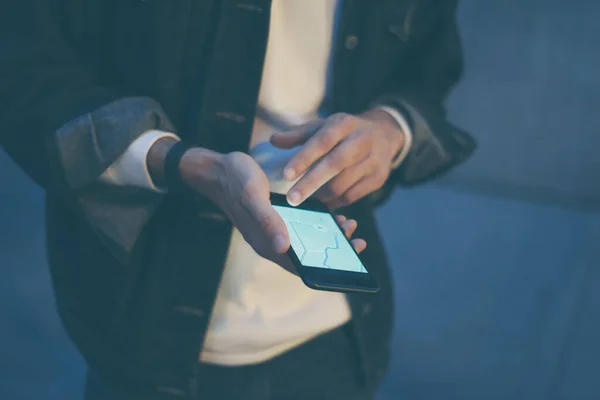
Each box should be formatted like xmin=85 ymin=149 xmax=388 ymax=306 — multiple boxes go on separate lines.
xmin=193 ymin=0 xmax=273 ymax=154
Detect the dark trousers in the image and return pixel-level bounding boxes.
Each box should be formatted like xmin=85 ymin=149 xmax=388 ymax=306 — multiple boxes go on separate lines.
xmin=85 ymin=324 xmax=378 ymax=400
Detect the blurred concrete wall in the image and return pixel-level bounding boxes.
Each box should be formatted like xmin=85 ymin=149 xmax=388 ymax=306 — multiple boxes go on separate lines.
xmin=377 ymin=1 xmax=600 ymax=399
xmin=445 ymin=0 xmax=600 ymax=210
xmin=1 ymin=1 xmax=599 ymax=399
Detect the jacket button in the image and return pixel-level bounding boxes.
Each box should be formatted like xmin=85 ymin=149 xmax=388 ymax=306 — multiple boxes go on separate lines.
xmin=215 ymin=111 xmax=246 ymax=123
xmin=155 ymin=386 xmax=186 ymax=398
xmin=172 ymin=306 xmax=205 ymax=318
xmin=361 ymin=303 xmax=372 ymax=316
xmin=389 ymin=24 xmax=409 ymax=41
xmin=236 ymin=3 xmax=264 ymax=13
xmin=345 ymin=35 xmax=359 ymax=50
xmin=196 ymin=211 xmax=227 ymax=222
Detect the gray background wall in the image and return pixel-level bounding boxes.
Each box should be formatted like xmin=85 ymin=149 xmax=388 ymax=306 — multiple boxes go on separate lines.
xmin=446 ymin=0 xmax=600 ymax=209
xmin=1 ymin=1 xmax=598 ymax=399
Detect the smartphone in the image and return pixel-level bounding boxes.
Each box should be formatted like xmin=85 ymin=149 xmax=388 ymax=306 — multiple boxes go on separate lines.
xmin=270 ymin=193 xmax=379 ymax=294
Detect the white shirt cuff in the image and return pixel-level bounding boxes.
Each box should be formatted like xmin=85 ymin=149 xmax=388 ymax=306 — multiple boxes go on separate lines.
xmin=376 ymin=105 xmax=413 ymax=169
xmin=99 ymin=130 xmax=181 ymax=193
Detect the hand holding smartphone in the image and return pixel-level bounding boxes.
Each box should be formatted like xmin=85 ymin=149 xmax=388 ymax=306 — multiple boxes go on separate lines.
xmin=270 ymin=193 xmax=379 ymax=294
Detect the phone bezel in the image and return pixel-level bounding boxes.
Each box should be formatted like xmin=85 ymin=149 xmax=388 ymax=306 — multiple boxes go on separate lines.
xmin=270 ymin=193 xmax=380 ymax=294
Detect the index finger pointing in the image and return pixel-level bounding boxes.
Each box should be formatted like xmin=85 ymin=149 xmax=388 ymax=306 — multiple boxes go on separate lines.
xmin=283 ymin=116 xmax=353 ymax=181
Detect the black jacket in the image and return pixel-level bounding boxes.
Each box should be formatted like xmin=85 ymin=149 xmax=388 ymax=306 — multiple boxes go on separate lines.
xmin=0 ymin=0 xmax=475 ymax=397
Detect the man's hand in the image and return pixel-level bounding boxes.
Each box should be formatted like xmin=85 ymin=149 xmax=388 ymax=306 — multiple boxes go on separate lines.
xmin=270 ymin=110 xmax=406 ymax=209
xmin=177 ymin=149 xmax=366 ymax=272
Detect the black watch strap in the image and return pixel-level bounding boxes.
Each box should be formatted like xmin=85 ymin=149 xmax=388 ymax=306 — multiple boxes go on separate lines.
xmin=164 ymin=141 xmax=192 ymax=193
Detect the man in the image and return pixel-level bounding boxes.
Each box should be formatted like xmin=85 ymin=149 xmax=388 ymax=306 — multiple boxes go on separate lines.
xmin=0 ymin=0 xmax=475 ymax=399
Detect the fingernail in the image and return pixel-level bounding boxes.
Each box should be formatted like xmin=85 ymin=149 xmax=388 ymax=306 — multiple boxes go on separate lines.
xmin=288 ymin=191 xmax=301 ymax=206
xmin=284 ymin=167 xmax=296 ymax=181
xmin=273 ymin=234 xmax=287 ymax=254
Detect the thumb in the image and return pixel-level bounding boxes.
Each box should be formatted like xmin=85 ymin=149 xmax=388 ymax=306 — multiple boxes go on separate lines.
xmin=270 ymin=120 xmax=323 ymax=149
xmin=264 ymin=207 xmax=290 ymax=254
xmin=249 ymin=198 xmax=290 ymax=254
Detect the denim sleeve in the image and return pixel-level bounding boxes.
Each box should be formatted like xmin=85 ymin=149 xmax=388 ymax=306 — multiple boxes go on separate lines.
xmin=50 ymin=97 xmax=177 ymax=262
xmin=368 ymin=8 xmax=476 ymax=205
xmin=52 ymin=97 xmax=175 ymax=190
xmin=0 ymin=2 xmax=179 ymax=261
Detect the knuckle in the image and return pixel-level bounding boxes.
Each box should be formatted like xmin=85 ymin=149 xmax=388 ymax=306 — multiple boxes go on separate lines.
xmin=318 ymin=134 xmax=338 ymax=150
xmin=329 ymin=181 xmax=345 ymax=196
xmin=364 ymin=133 xmax=377 ymax=149
xmin=332 ymin=112 xmax=352 ymax=126
xmin=358 ymin=133 xmax=375 ymax=152
xmin=326 ymin=151 xmax=346 ymax=169
xmin=356 ymin=129 xmax=370 ymax=140
xmin=354 ymin=133 xmax=366 ymax=149
xmin=368 ymin=156 xmax=380 ymax=171
xmin=257 ymin=212 xmax=274 ymax=232
xmin=340 ymin=192 xmax=354 ymax=205
xmin=291 ymin=161 xmax=305 ymax=174
xmin=226 ymin=151 xmax=247 ymax=164
xmin=241 ymin=179 xmax=264 ymax=201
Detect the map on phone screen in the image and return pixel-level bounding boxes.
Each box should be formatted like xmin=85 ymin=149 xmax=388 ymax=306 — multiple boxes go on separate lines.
xmin=273 ymin=206 xmax=367 ymax=273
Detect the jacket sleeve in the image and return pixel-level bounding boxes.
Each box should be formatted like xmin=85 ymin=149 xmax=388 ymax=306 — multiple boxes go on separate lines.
xmin=370 ymin=4 xmax=477 ymax=205
xmin=0 ymin=1 xmax=175 ymax=262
